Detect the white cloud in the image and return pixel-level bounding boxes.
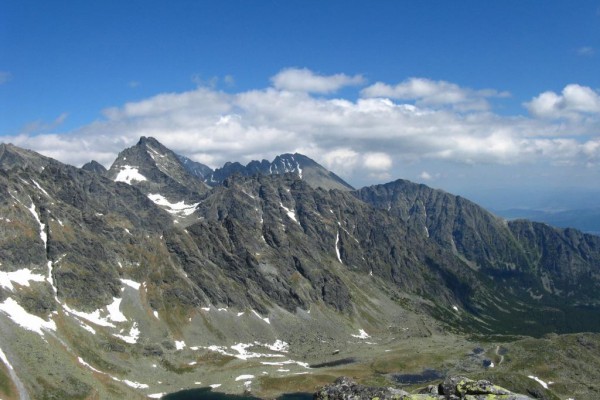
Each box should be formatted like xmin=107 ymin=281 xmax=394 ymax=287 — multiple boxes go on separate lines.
xmin=321 ymin=148 xmax=360 ymax=175
xmin=3 ymin=68 xmax=600 ymax=189
xmin=271 ymin=68 xmax=364 ymax=93
xmin=420 ymin=171 xmax=433 ymax=180
xmin=361 ymin=77 xmax=509 ymax=111
xmin=525 ymin=84 xmax=600 ymax=119
xmin=363 ymin=152 xmax=392 ymax=171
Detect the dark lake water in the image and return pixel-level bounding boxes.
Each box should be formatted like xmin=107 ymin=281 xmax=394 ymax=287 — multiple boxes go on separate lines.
xmin=162 ymin=387 xmax=312 ymax=400
xmin=309 ymin=357 xmax=356 ymax=368
xmin=389 ymin=368 xmax=443 ymax=385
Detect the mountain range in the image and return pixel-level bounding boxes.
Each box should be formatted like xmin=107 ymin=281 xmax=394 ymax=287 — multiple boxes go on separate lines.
xmin=0 ymin=137 xmax=599 ymax=400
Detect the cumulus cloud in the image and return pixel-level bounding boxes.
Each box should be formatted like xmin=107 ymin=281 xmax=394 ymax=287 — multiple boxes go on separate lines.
xmin=3 ymin=68 xmax=600 ymax=187
xmin=361 ymin=77 xmax=509 ymax=111
xmin=363 ymin=152 xmax=392 ymax=171
xmin=271 ymin=68 xmax=364 ymax=93
xmin=420 ymin=171 xmax=433 ymax=180
xmin=525 ymin=84 xmax=600 ymax=119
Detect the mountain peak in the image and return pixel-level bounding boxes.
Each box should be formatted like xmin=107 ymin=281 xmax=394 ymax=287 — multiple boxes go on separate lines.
xmin=198 ymin=152 xmax=354 ymax=191
xmin=81 ymin=160 xmax=107 ymax=174
xmin=0 ymin=142 xmax=52 ymax=172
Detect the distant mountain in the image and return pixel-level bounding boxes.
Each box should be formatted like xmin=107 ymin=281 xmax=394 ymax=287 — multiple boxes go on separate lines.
xmin=176 ymin=154 xmax=213 ymax=181
xmin=495 ymin=207 xmax=600 ymax=236
xmin=2 ymin=138 xmax=600 ymax=399
xmin=81 ymin=160 xmax=107 ymax=174
xmin=180 ymin=151 xmax=355 ymax=191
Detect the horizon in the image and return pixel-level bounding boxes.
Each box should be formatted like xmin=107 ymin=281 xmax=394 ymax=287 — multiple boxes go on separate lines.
xmin=1 ymin=1 xmax=600 ymax=211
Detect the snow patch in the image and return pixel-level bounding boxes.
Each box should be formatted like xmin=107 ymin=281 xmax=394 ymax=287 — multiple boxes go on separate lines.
xmin=0 ymin=297 xmax=56 ymax=335
xmin=113 ymin=322 xmax=140 ymax=344
xmin=147 ymin=193 xmax=198 ymax=216
xmin=0 ymin=269 xmax=45 ymax=291
xmin=120 ymin=379 xmax=149 ymax=389
xmin=153 ymin=310 xmax=159 ymax=319
xmin=351 ymin=329 xmax=370 ymax=339
xmin=528 ymin=375 xmax=551 ymax=389
xmin=120 ymin=279 xmax=142 ymax=290
xmin=251 ymin=310 xmax=270 ymax=324
xmin=279 ymin=203 xmax=298 ymax=223
xmin=148 ymin=393 xmax=165 ymax=399
xmin=452 ymin=305 xmax=459 ymax=312
xmin=261 ymin=359 xmax=311 ymax=368
xmin=114 ymin=166 xmax=147 ymax=184
xmin=175 ymin=340 xmax=186 ymax=350
xmin=210 ymin=384 xmax=221 ymax=389
xmin=106 ymin=297 xmax=127 ymax=323
xmin=204 ymin=342 xmax=287 ymax=361
xmin=265 ymin=340 xmax=289 ymax=352
xmin=235 ymin=374 xmax=255 ymax=381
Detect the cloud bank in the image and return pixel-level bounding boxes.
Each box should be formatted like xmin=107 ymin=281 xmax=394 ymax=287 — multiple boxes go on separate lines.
xmin=2 ymin=68 xmax=600 ymax=188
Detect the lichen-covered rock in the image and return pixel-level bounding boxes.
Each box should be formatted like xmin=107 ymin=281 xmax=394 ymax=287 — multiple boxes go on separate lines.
xmin=313 ymin=376 xmax=535 ymax=399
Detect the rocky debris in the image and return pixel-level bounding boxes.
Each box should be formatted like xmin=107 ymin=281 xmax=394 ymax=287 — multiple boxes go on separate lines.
xmin=314 ymin=376 xmax=535 ymax=399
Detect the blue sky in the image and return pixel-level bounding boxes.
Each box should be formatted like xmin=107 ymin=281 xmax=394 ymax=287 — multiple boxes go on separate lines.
xmin=1 ymin=1 xmax=600 ymax=210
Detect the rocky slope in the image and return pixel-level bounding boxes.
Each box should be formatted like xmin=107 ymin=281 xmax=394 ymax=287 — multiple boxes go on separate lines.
xmin=0 ymin=138 xmax=599 ymax=399
xmin=314 ymin=376 xmax=535 ymax=399
xmin=356 ymin=179 xmax=600 ymax=335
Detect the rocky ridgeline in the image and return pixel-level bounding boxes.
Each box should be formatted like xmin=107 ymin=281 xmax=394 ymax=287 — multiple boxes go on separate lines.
xmin=314 ymin=376 xmax=534 ymax=399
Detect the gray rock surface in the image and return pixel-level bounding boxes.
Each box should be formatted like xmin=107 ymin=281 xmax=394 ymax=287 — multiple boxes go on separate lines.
xmin=314 ymin=376 xmax=534 ymax=399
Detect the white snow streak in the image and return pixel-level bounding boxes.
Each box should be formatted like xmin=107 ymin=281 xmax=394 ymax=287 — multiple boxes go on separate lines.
xmin=335 ymin=232 xmax=342 ymax=264
xmin=279 ymin=203 xmax=298 ymax=223
xmin=27 ymin=202 xmax=47 ymax=247
xmin=528 ymin=375 xmax=552 ymax=389
xmin=251 ymin=310 xmax=270 ymax=324
xmin=0 ymin=346 xmax=14 ymax=371
xmin=235 ymin=374 xmax=255 ymax=381
xmin=120 ymin=279 xmax=142 ymax=290
xmin=31 ymin=179 xmax=50 ymax=197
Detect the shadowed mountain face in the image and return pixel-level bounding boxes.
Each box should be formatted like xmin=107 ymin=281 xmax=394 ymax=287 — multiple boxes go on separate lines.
xmin=356 ymin=179 xmax=600 ymax=333
xmin=1 ymin=138 xmax=600 ymax=399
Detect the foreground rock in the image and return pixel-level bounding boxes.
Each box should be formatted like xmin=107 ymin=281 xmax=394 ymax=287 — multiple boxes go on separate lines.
xmin=314 ymin=376 xmax=534 ymax=399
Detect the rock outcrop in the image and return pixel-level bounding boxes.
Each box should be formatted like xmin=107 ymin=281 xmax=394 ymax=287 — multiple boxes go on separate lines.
xmin=314 ymin=376 xmax=534 ymax=399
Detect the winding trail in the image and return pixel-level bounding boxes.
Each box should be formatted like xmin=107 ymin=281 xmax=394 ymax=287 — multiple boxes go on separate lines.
xmin=495 ymin=345 xmax=504 ymax=365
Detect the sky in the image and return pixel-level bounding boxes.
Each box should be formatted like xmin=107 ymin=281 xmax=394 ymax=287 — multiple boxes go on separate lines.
xmin=1 ymin=0 xmax=600 ymax=211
